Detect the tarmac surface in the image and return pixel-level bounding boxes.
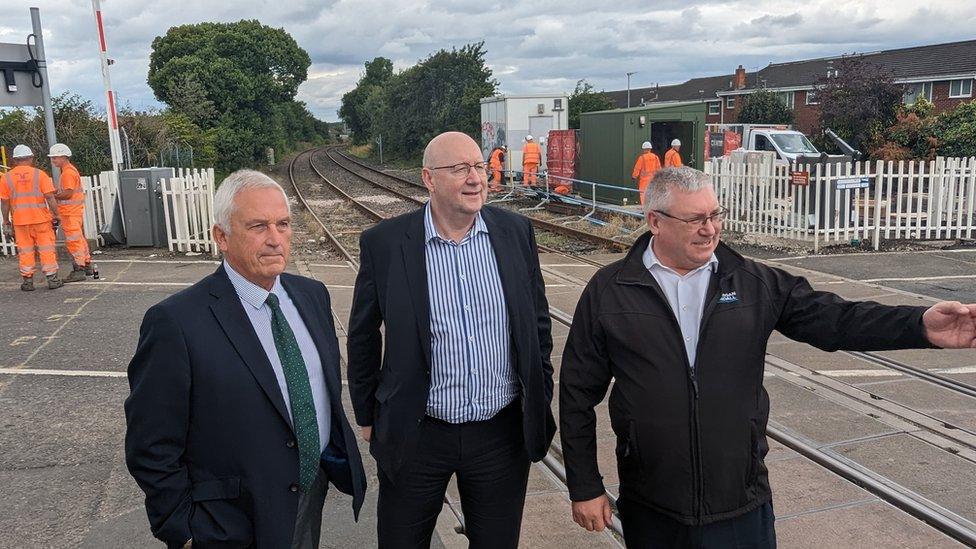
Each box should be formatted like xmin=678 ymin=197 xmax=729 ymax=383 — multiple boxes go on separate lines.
xmin=0 ymin=244 xmax=974 ymax=548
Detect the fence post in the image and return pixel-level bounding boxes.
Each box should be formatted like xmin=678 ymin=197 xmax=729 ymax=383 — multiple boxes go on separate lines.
xmin=873 ymin=160 xmax=883 ymax=250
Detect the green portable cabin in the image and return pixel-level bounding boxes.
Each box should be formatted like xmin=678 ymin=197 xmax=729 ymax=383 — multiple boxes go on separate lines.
xmin=579 ymin=102 xmax=707 ymax=205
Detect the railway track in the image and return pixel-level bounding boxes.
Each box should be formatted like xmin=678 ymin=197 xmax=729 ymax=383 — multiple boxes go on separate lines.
xmin=287 ymin=147 xmax=976 ymax=546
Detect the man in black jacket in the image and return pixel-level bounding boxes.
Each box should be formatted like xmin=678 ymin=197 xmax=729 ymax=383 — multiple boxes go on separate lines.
xmin=125 ymin=170 xmax=366 ymax=548
xmin=560 ymin=167 xmax=976 ymax=548
xmin=347 ymin=131 xmax=555 ymax=548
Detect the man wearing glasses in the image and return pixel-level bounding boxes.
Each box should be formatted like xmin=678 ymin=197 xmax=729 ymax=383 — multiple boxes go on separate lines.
xmin=560 ymin=167 xmax=976 ymax=547
xmin=348 ymin=131 xmax=555 ymax=548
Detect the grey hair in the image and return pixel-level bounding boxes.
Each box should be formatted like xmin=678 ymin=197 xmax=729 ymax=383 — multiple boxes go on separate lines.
xmin=213 ymin=169 xmax=290 ymax=233
xmin=643 ymin=167 xmax=713 ymax=215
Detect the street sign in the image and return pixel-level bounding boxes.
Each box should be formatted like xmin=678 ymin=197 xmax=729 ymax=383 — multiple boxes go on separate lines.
xmin=836 ymin=176 xmax=872 ymax=190
xmin=790 ymin=170 xmax=809 ymax=186
xmin=0 ymin=42 xmax=44 ymax=107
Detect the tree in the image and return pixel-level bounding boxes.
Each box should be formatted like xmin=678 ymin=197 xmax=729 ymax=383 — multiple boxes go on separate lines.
xmin=568 ymin=80 xmax=612 ymax=129
xmin=815 ymin=57 xmax=903 ymax=153
xmin=737 ymin=89 xmax=794 ymax=125
xmin=929 ymin=100 xmax=976 ymax=158
xmin=363 ymin=42 xmax=497 ymax=161
xmin=148 ymin=20 xmax=326 ymax=171
xmin=339 ymin=57 xmax=393 ymax=144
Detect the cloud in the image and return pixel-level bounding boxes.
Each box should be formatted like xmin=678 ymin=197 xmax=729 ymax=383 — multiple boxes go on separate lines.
xmin=1 ymin=0 xmax=974 ymax=121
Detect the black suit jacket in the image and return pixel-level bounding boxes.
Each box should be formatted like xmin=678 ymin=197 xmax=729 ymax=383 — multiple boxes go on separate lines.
xmin=125 ymin=266 xmax=366 ymax=548
xmin=347 ymin=205 xmax=556 ymax=481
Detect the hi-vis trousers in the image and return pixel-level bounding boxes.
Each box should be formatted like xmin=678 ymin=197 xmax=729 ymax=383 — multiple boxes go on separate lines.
xmin=62 ymin=215 xmax=91 ymax=267
xmin=14 ymin=222 xmax=58 ymax=277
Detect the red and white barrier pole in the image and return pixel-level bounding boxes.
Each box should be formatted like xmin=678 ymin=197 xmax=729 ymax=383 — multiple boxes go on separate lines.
xmin=91 ymin=0 xmax=123 ymax=170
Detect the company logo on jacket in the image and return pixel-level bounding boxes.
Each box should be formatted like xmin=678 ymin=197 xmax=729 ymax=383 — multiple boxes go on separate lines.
xmin=718 ymin=291 xmax=739 ymax=304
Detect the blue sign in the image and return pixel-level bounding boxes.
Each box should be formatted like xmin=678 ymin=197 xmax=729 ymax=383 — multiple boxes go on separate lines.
xmin=835 ymin=176 xmax=872 ymax=190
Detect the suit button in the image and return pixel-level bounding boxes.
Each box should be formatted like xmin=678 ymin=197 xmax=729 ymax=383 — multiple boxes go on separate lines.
xmin=289 ymin=484 xmax=299 ymax=493
xmin=286 ymin=440 xmax=296 ymax=448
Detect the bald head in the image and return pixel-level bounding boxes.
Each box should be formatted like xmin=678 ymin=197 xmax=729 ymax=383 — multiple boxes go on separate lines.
xmin=423 ymin=131 xmax=480 ymax=167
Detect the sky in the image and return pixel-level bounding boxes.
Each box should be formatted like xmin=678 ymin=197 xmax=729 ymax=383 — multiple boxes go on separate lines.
xmin=2 ymin=1 xmax=975 ymax=122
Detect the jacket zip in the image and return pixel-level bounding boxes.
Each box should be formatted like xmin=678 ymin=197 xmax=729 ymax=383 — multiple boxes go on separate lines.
xmin=689 ymin=273 xmax=723 ymax=524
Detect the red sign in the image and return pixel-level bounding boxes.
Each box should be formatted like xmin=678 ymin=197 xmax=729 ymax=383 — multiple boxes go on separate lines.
xmin=790 ymin=171 xmax=809 ymax=186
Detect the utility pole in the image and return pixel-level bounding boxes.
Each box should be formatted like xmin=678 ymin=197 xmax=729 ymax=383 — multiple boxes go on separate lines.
xmin=91 ymin=0 xmax=123 ymax=171
xmin=29 ymin=8 xmax=60 ymax=183
xmin=626 ymin=71 xmax=637 ymax=108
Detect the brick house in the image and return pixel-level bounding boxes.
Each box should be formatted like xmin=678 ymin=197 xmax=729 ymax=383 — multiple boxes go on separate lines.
xmin=604 ymin=39 xmax=976 ymax=136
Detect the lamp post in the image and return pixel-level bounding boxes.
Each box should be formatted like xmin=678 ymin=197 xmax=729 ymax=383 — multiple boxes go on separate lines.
xmin=626 ymin=71 xmax=637 ymax=108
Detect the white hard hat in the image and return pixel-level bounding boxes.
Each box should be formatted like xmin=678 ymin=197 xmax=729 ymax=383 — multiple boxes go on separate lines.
xmin=12 ymin=144 xmax=33 ymax=158
xmin=671 ymin=139 xmax=681 ymax=147
xmin=525 ymin=135 xmax=533 ymax=141
xmin=642 ymin=141 xmax=652 ymax=150
xmin=500 ymin=145 xmax=507 ymax=150
xmin=48 ymin=143 xmax=72 ymax=157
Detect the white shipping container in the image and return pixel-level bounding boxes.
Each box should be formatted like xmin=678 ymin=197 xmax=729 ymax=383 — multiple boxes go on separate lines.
xmin=480 ymin=94 xmax=570 ymax=175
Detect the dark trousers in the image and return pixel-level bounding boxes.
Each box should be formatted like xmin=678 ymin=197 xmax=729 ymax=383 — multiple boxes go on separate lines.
xmin=376 ymin=403 xmax=531 ymax=549
xmin=618 ymin=497 xmax=776 ymax=549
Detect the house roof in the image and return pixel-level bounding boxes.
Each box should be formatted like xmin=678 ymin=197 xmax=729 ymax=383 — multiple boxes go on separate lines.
xmin=603 ymin=39 xmax=976 ymax=104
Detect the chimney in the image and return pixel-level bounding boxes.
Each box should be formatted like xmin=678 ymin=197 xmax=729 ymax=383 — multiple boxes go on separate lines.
xmin=734 ymin=65 xmax=747 ymax=90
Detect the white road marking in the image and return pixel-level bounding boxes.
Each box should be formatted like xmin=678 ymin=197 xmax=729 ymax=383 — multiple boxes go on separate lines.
xmin=861 ymin=274 xmax=976 ymax=283
xmin=0 ymin=368 xmax=126 ymax=378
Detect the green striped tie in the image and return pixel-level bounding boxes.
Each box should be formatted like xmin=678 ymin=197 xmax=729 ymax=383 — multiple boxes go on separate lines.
xmin=266 ymin=293 xmax=320 ymax=490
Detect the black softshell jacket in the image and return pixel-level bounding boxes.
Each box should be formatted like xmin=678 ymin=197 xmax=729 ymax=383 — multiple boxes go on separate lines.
xmin=559 ymin=233 xmax=931 ymax=525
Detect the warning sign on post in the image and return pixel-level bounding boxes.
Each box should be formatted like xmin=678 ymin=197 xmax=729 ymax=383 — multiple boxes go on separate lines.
xmin=790 ymin=171 xmax=809 ymax=186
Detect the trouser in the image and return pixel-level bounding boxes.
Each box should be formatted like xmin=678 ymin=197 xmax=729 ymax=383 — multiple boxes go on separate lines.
xmin=376 ymin=402 xmax=530 ymax=549
xmin=291 ymin=467 xmax=330 ymax=549
xmin=490 ymin=168 xmax=504 ymax=189
xmin=618 ymin=497 xmax=776 ymax=549
xmin=61 ymin=214 xmax=91 ymax=267
xmin=14 ymin=222 xmax=58 ymax=277
xmin=638 ymin=177 xmax=652 ymax=205
xmin=523 ymin=163 xmax=539 ymax=186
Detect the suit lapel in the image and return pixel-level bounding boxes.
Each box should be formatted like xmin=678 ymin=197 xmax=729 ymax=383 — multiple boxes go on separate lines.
xmin=208 ymin=266 xmax=293 ymax=430
xmin=402 ymin=210 xmax=432 ymax=367
xmin=482 ymin=207 xmax=524 ymax=328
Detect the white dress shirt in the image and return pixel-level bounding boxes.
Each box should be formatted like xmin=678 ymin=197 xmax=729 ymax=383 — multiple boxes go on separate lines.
xmin=642 ymin=238 xmax=719 ymax=368
xmin=224 ymin=261 xmax=330 ymax=451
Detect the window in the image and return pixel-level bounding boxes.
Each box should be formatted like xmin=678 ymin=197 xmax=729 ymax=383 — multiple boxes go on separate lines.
xmin=903 ymin=82 xmax=933 ymax=104
xmin=949 ymin=79 xmax=973 ymax=98
xmin=805 ymin=90 xmax=819 ymax=105
xmin=726 ymin=97 xmax=735 ymax=109
xmin=754 ymin=135 xmax=778 ymax=153
xmin=708 ymin=102 xmax=720 ymax=115
xmin=774 ymin=91 xmax=794 ymax=110
xmin=771 ymin=133 xmax=819 ymax=155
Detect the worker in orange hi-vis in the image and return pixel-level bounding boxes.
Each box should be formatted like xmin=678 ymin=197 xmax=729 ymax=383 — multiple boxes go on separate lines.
xmin=522 ymin=135 xmax=541 ymax=187
xmin=49 ymin=143 xmax=91 ymax=282
xmin=665 ymin=138 xmax=683 ymax=167
xmin=488 ymin=145 xmax=507 ymax=191
xmin=631 ymin=141 xmax=661 ymax=205
xmin=0 ymin=145 xmax=63 ymax=291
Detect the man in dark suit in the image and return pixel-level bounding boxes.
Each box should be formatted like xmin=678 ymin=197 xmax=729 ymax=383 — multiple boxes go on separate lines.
xmin=125 ymin=169 xmax=366 ymax=548
xmin=347 ymin=131 xmax=556 ymax=548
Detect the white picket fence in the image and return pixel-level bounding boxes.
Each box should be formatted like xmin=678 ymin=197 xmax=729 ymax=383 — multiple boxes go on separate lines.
xmin=161 ymin=168 xmax=217 ymax=256
xmin=1 ymin=167 xmax=217 ymax=258
xmin=706 ymin=156 xmax=976 ymax=252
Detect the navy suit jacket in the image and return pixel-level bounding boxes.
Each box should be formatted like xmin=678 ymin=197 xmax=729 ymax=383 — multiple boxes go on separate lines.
xmin=125 ymin=265 xmax=366 ymax=548
xmin=347 ymin=205 xmax=556 ymax=482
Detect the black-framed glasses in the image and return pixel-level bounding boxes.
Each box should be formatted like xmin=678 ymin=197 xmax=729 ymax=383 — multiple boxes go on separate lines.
xmin=652 ymin=207 xmax=727 ymax=227
xmin=426 ymin=162 xmax=489 ymax=177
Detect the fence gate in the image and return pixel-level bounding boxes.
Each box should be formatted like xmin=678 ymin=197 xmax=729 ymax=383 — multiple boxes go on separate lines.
xmin=161 ymin=168 xmax=217 ymax=256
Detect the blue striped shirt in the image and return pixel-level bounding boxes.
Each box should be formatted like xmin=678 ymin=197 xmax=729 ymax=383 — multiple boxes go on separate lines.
xmin=224 ymin=261 xmax=331 ymax=452
xmin=424 ymin=204 xmax=516 ymax=423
